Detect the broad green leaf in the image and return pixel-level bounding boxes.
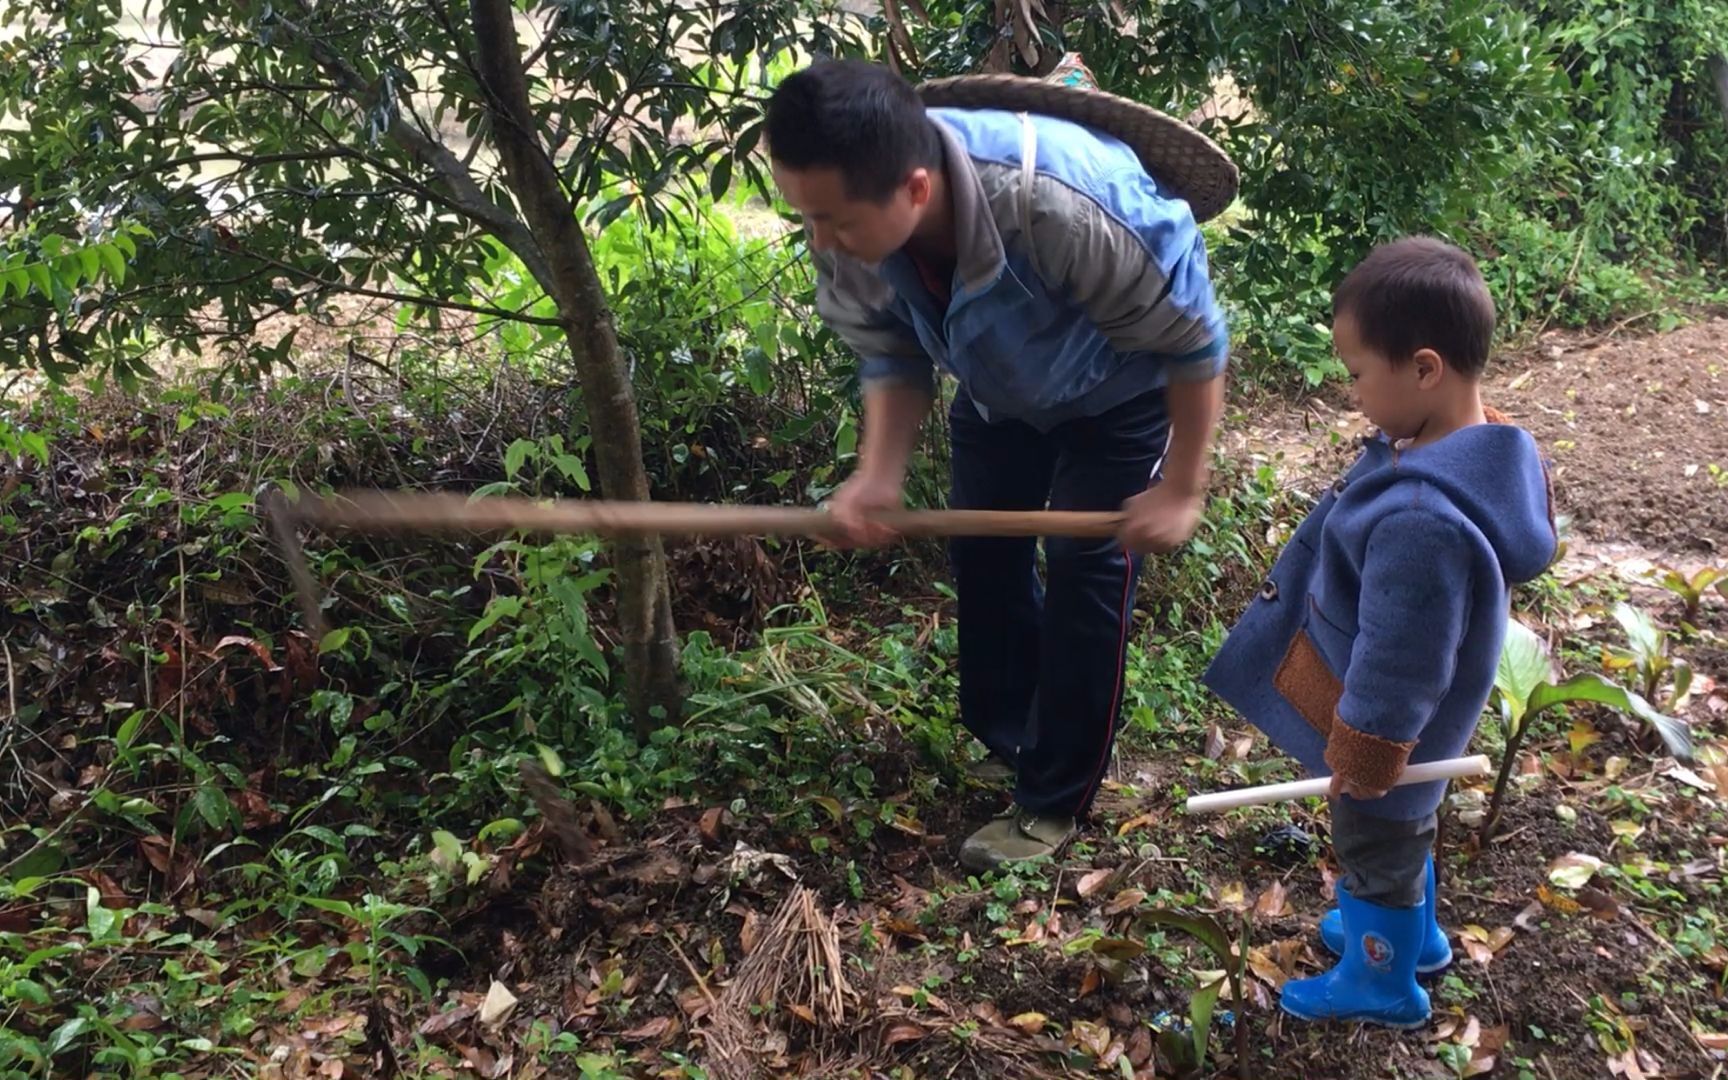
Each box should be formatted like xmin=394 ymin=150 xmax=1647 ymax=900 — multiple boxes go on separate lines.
xmin=431 ymin=829 xmax=462 ymax=868
xmin=47 ymin=1016 xmax=89 ymax=1056
xmin=550 ymin=453 xmax=590 ymax=491
xmin=504 ymin=438 xmax=538 ymax=479
xmin=1528 ymin=674 xmax=1692 ymax=760
xmin=193 ymin=787 xmax=232 ymax=830
xmin=25 ymin=262 xmax=53 ymax=295
xmin=1611 ymin=602 xmax=1662 ymax=665
xmin=1142 ymin=909 xmax=1232 ymax=963
xmin=536 ymin=744 xmax=565 ymax=777
xmin=84 ymin=887 xmax=118 ymax=939
xmin=319 ymin=627 xmax=352 ymax=654
xmin=97 ymin=242 xmax=127 ymax=285
xmin=1190 ymin=976 xmax=1225 ymax=1066
xmin=468 ymin=595 xmax=525 ymax=643
xmin=1495 ymin=619 xmax=1552 ymax=730
xmin=2 ymin=268 xmax=27 ymax=298
xmin=77 ymin=246 xmax=100 ymax=282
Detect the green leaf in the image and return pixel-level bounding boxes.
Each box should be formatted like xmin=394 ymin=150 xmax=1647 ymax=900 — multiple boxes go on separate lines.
xmin=1528 ymin=674 xmax=1692 ymax=759
xmin=84 ymin=887 xmax=118 ymax=939
xmin=25 ymin=262 xmax=54 ymax=295
xmin=431 ymin=829 xmax=462 ymax=867
xmin=1190 ymin=976 xmax=1225 ymax=1066
xmin=114 ymin=709 xmax=147 ymax=753
xmin=710 ymin=154 xmax=734 ymax=200
xmin=193 ymin=786 xmax=232 ymax=830
xmin=1611 ymin=602 xmax=1662 ymax=665
xmin=319 ymin=628 xmax=352 ymax=654
xmin=47 ymin=1016 xmax=90 ymax=1056
xmin=504 ymin=438 xmax=538 ymax=479
xmin=19 ymin=431 xmax=49 ymax=468
xmin=550 ymin=453 xmax=590 ymax=491
xmin=77 ymin=246 xmax=101 ymax=282
xmin=1141 ymin=909 xmax=1232 ymax=963
xmin=742 ymin=346 xmax=773 ymax=395
xmin=1495 ymin=619 xmax=1552 ymax=731
xmin=468 ymin=595 xmax=525 ymax=643
xmin=537 ymin=744 xmax=565 ymax=778
xmin=2 ymin=268 xmax=27 ymax=298
xmin=477 ymin=818 xmax=526 ymax=844
xmin=98 ymin=242 xmax=127 ymax=285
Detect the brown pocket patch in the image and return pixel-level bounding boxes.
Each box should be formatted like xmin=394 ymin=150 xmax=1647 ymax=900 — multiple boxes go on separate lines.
xmin=1273 ymin=630 xmax=1343 ymax=738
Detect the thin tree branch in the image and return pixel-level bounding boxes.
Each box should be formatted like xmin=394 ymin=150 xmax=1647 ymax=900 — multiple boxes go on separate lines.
xmin=273 ymin=0 xmax=556 ymax=290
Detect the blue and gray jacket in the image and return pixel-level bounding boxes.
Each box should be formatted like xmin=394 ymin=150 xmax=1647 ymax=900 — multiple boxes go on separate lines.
xmin=812 ymin=106 xmax=1229 ymax=431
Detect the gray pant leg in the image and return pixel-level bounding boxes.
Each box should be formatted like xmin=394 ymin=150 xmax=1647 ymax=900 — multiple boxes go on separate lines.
xmin=1329 ymin=798 xmax=1435 ymax=908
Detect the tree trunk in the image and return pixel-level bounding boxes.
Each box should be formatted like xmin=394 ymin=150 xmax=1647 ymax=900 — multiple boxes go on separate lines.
xmin=469 ymin=0 xmax=681 ymax=735
xmin=1710 ymin=54 xmax=1728 ymax=136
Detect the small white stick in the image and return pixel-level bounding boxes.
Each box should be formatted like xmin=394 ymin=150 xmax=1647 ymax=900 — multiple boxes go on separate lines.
xmin=1184 ymin=754 xmax=1493 ymax=814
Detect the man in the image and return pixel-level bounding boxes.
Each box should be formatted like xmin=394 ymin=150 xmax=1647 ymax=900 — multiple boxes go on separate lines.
xmin=765 ymin=59 xmax=1228 ymax=872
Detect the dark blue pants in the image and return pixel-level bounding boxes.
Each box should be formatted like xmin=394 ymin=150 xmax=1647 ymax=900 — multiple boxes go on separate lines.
xmin=948 ymin=386 xmax=1171 ymax=819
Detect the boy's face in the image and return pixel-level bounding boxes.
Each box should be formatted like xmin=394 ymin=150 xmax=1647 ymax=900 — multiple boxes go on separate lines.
xmin=1333 ymin=312 xmax=1436 ymax=442
xmin=771 ymin=162 xmax=929 ymax=265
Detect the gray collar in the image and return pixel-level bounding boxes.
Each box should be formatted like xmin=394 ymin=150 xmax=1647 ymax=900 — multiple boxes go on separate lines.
xmin=931 ymin=115 xmax=1007 ymax=292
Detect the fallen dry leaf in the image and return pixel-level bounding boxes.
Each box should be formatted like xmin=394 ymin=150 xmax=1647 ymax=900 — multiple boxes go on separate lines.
xmin=1115 ymin=812 xmax=1158 ymax=836
xmin=883 ymin=1022 xmax=926 ymax=1047
xmin=479 ymin=980 xmax=517 ymax=1027
xmin=1080 ymin=966 xmax=1102 ymax=998
xmin=622 ymin=1016 xmax=676 ymax=1041
xmin=738 ymin=908 xmax=762 ymax=955
xmin=1254 ymin=880 xmax=1290 ymax=918
xmin=1104 ymin=889 xmax=1146 ymax=917
xmin=788 ymin=1003 xmax=818 ymax=1025
xmin=699 ymin=807 xmax=727 ymax=844
xmin=1548 ymin=852 xmax=1604 ymax=889
xmin=1695 ymin=1032 xmax=1728 ymax=1051
xmin=1126 ymin=1027 xmax=1153 ymax=1067
xmin=1577 ymin=886 xmax=1620 ymax=920
xmin=1216 ymin=881 xmax=1248 ymax=912
xmin=417 ymin=1004 xmax=474 ymax=1036
xmin=1077 ymin=868 xmax=1115 ymax=899
xmin=1070 ymin=1019 xmax=1112 ymax=1058
xmin=1665 ymin=765 xmax=1716 ymax=793
xmin=1008 ymin=1012 xmax=1049 ymax=1034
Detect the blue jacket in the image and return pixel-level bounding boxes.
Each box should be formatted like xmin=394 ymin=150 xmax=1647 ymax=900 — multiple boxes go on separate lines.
xmin=812 ymin=107 xmax=1229 ymax=432
xmin=1202 ymin=418 xmax=1557 ymax=819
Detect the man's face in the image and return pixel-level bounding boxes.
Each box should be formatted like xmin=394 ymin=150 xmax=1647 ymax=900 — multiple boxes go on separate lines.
xmin=771 ymin=162 xmax=927 ymax=264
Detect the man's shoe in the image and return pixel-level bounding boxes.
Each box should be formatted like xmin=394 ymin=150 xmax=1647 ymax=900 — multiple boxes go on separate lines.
xmin=1319 ymin=856 xmax=1452 ymax=975
xmin=963 ymin=752 xmax=1016 ymax=784
xmin=958 ymin=806 xmax=1076 ymax=873
xmin=1281 ymin=881 xmax=1431 ymax=1029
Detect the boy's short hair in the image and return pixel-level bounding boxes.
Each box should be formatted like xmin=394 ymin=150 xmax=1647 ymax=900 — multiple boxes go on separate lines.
xmin=764 ymin=59 xmax=943 ymax=204
xmin=1333 ymin=236 xmax=1496 ymax=377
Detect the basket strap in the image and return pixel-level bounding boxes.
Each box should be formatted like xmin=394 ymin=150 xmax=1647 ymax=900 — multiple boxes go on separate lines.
xmin=1017 ymin=111 xmax=1044 ymax=283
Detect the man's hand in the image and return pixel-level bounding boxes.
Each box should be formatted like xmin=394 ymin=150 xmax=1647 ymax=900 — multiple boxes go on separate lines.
xmin=1328 ymin=773 xmax=1392 ymax=801
xmin=824 ymin=470 xmax=905 ymax=548
xmin=1118 ymin=483 xmax=1205 ymax=555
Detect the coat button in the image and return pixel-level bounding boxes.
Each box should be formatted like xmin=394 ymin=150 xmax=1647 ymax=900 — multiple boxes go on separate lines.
xmin=1332 ymin=478 xmax=1347 ymax=493
xmin=1259 ymin=580 xmax=1279 ymax=601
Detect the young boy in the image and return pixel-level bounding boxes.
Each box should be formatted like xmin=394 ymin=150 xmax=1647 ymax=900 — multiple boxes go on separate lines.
xmin=1202 ymin=236 xmax=1557 ymax=1028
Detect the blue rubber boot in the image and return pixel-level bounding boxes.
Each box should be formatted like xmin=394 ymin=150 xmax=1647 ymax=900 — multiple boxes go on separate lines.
xmin=1281 ymin=882 xmax=1431 ymax=1028
xmin=1319 ymin=857 xmax=1452 ymax=974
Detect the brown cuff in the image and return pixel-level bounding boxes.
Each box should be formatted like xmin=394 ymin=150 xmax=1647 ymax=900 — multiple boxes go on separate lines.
xmin=1323 ymin=717 xmax=1416 ymax=794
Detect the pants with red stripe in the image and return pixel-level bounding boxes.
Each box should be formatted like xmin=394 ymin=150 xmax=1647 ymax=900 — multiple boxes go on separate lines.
xmin=947 ymin=385 xmax=1171 ymax=819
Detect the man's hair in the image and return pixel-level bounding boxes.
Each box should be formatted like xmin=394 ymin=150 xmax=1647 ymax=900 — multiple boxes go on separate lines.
xmin=764 ymin=59 xmax=943 ymax=203
xmin=1333 ymin=236 xmax=1496 ymax=377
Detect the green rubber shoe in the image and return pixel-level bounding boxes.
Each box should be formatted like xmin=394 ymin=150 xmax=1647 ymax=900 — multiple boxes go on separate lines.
xmin=958 ymin=806 xmax=1076 ymax=873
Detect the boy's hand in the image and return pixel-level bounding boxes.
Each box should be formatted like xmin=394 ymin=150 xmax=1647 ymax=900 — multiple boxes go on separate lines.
xmin=1328 ymin=773 xmax=1392 ymax=801
xmin=824 ymin=471 xmax=904 ymax=548
xmin=1118 ymin=484 xmax=1205 ymax=555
